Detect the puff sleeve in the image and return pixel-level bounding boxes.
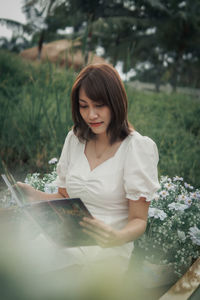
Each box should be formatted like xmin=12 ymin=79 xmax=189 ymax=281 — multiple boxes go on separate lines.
xmin=53 ymin=130 xmax=74 ymax=188
xmin=124 ymin=133 xmax=160 ymax=202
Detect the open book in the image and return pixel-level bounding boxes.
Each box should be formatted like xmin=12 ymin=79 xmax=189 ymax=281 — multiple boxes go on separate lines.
xmin=1 ymin=164 xmax=96 ymax=247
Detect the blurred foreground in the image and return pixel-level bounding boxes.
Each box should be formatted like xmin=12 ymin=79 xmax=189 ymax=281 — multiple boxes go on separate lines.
xmin=0 ymin=209 xmax=172 ymax=300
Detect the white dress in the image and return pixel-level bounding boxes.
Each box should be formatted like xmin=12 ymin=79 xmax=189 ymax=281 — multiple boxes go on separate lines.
xmin=51 ymin=129 xmax=160 ymax=272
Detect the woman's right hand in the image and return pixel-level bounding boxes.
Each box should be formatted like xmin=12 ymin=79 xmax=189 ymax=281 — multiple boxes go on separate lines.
xmin=16 ymin=182 xmax=39 ymax=202
xmin=16 ymin=182 xmax=66 ymax=202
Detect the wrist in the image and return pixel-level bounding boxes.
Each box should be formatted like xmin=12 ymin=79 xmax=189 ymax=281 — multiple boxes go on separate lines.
xmin=117 ymin=229 xmax=134 ymax=244
xmin=116 ymin=230 xmax=128 ymax=245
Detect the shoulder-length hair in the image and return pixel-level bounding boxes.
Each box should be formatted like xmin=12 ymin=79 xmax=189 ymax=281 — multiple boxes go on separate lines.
xmin=71 ymin=63 xmax=132 ymax=144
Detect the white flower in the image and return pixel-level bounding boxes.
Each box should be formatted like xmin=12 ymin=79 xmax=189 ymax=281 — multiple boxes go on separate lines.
xmin=177 ymin=230 xmax=186 ymax=242
xmin=177 ymin=194 xmax=192 ymax=207
xmin=160 ymin=176 xmax=168 ymax=181
xmin=160 ymin=176 xmax=171 ymax=183
xmin=177 ymin=194 xmax=188 ymax=201
xmin=189 ymin=192 xmax=196 ymax=199
xmin=48 ymin=157 xmax=58 ymax=165
xmin=159 ymin=190 xmax=169 ymax=198
xmin=173 ymin=176 xmax=183 ymax=182
xmin=148 ymin=207 xmax=167 ymax=220
xmin=190 ymin=192 xmax=200 ymax=200
xmin=164 ymin=182 xmax=176 ymax=191
xmin=184 ymin=197 xmax=192 ymax=207
xmin=168 ymin=202 xmax=188 ymax=211
xmin=153 ymin=193 xmax=160 ymax=201
xmin=184 ymin=183 xmax=194 ymax=190
xmin=189 ymin=226 xmax=200 ymax=246
xmin=44 ymin=183 xmax=58 ymax=194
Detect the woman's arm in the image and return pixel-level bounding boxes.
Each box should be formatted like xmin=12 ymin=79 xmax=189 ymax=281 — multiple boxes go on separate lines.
xmin=118 ymin=197 xmax=150 ymax=243
xmin=17 ymin=182 xmax=69 ymax=201
xmin=80 ymin=197 xmax=150 ymax=248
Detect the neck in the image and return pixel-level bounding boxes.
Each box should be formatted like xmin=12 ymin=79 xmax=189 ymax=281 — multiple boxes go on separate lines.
xmin=94 ymin=134 xmax=111 ymax=159
xmin=95 ymin=133 xmax=110 ymax=146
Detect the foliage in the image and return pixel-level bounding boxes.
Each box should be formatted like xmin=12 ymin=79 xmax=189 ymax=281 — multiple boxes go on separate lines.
xmin=53 ymin=0 xmax=200 ymax=89
xmin=1 ymin=1 xmax=200 ymax=89
xmin=25 ymin=158 xmax=58 ymax=193
xmin=135 ymin=175 xmax=200 ymax=277
xmin=0 ymin=50 xmax=30 ymax=87
xmin=0 ymin=50 xmax=74 ymax=174
xmin=126 ymin=85 xmax=200 ymax=188
xmin=0 ymin=35 xmax=30 ymax=53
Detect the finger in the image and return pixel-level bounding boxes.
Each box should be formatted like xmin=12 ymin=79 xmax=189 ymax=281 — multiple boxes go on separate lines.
xmin=17 ymin=182 xmax=31 ymax=189
xmin=16 ymin=181 xmax=25 ymax=187
xmin=82 ymin=218 xmax=112 ymax=233
xmin=80 ymin=221 xmax=111 ymax=239
xmin=82 ymin=217 xmax=104 ymax=226
xmin=82 ymin=228 xmax=109 ymax=248
xmin=13 ymin=182 xmax=25 ymax=194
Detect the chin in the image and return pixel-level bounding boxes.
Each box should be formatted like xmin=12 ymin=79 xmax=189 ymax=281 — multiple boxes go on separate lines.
xmin=91 ymin=127 xmax=107 ymax=135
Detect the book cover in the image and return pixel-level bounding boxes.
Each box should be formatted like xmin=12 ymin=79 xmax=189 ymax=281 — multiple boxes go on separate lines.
xmin=24 ymin=198 xmax=96 ymax=247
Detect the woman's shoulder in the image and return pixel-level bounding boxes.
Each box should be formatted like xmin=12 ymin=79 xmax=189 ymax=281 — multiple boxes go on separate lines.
xmin=61 ymin=129 xmax=81 ymax=153
xmin=125 ymin=130 xmax=159 ymax=161
xmin=125 ymin=131 xmax=159 ymax=166
xmin=127 ymin=130 xmax=157 ymax=148
xmin=65 ymin=129 xmax=80 ymax=144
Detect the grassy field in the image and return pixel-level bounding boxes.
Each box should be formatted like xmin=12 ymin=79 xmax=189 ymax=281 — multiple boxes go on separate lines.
xmin=0 ymin=50 xmax=200 ymax=187
xmin=126 ymin=85 xmax=200 ymax=188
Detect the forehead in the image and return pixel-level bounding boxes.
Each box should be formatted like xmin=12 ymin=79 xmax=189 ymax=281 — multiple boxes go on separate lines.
xmin=79 ymin=86 xmax=104 ymax=104
xmin=78 ymin=77 xmax=109 ymax=104
xmin=79 ymin=87 xmax=89 ymax=99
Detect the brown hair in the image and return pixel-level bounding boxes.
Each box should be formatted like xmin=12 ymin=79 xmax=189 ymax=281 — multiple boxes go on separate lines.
xmin=71 ymin=63 xmax=132 ymax=144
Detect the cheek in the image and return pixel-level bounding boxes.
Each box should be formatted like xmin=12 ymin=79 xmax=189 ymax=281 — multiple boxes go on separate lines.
xmin=79 ymin=109 xmax=86 ymax=120
xmin=105 ymin=108 xmax=111 ymax=122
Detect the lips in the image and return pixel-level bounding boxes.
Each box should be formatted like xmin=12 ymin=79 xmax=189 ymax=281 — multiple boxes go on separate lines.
xmin=89 ymin=122 xmax=103 ymax=127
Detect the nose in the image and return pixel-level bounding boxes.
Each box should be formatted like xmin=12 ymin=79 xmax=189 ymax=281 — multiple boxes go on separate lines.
xmin=88 ymin=107 xmax=98 ymax=119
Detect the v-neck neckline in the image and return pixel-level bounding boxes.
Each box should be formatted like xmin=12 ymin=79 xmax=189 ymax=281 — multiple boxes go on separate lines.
xmin=83 ymin=134 xmax=131 ymax=173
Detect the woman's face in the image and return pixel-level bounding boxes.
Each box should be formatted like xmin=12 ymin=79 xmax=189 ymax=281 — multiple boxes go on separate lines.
xmin=79 ymin=87 xmax=111 ymax=137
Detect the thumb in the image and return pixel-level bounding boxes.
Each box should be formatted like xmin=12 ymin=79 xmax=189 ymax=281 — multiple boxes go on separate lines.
xmin=16 ymin=181 xmax=26 ymax=188
xmin=17 ymin=181 xmax=31 ymax=188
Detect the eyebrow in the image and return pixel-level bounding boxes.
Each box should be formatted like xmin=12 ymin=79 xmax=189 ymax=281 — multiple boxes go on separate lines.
xmin=79 ymin=99 xmax=88 ymax=103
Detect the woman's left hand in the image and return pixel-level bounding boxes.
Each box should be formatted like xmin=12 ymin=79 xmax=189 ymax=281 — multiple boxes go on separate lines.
xmin=79 ymin=217 xmax=124 ymax=248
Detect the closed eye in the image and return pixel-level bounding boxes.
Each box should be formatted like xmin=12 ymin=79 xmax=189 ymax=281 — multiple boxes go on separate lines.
xmin=95 ymin=103 xmax=105 ymax=108
xmin=79 ymin=103 xmax=105 ymax=108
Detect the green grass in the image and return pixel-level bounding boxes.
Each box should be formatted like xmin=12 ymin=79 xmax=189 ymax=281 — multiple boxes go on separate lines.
xmin=0 ymin=50 xmax=200 ymax=187
xmin=0 ymin=50 xmax=74 ymax=174
xmin=126 ymin=85 xmax=200 ymax=188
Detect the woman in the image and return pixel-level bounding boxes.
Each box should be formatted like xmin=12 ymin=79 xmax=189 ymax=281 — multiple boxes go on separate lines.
xmin=18 ymin=63 xmax=160 ymax=273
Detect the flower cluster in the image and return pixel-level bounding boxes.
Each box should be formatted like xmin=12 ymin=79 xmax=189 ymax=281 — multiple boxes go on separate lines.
xmin=0 ymin=158 xmax=58 ymax=208
xmin=135 ymin=176 xmax=200 ymax=277
xmin=25 ymin=158 xmax=58 ymax=194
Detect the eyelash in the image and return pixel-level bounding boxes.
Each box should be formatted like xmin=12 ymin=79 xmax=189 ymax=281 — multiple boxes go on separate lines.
xmin=79 ymin=104 xmax=105 ymax=109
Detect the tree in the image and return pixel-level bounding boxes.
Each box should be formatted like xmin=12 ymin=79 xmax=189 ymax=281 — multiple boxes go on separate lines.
xmin=129 ymin=0 xmax=200 ymax=90
xmin=22 ymin=0 xmax=67 ymax=58
xmin=45 ymin=0 xmax=138 ymax=64
xmin=1 ymin=0 xmax=199 ymax=89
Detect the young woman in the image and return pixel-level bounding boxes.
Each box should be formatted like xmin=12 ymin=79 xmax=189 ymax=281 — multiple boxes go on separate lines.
xmin=18 ymin=63 xmax=160 ymax=273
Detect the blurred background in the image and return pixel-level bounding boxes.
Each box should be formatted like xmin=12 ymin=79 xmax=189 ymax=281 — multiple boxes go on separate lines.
xmin=0 ymin=0 xmax=200 ymax=187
